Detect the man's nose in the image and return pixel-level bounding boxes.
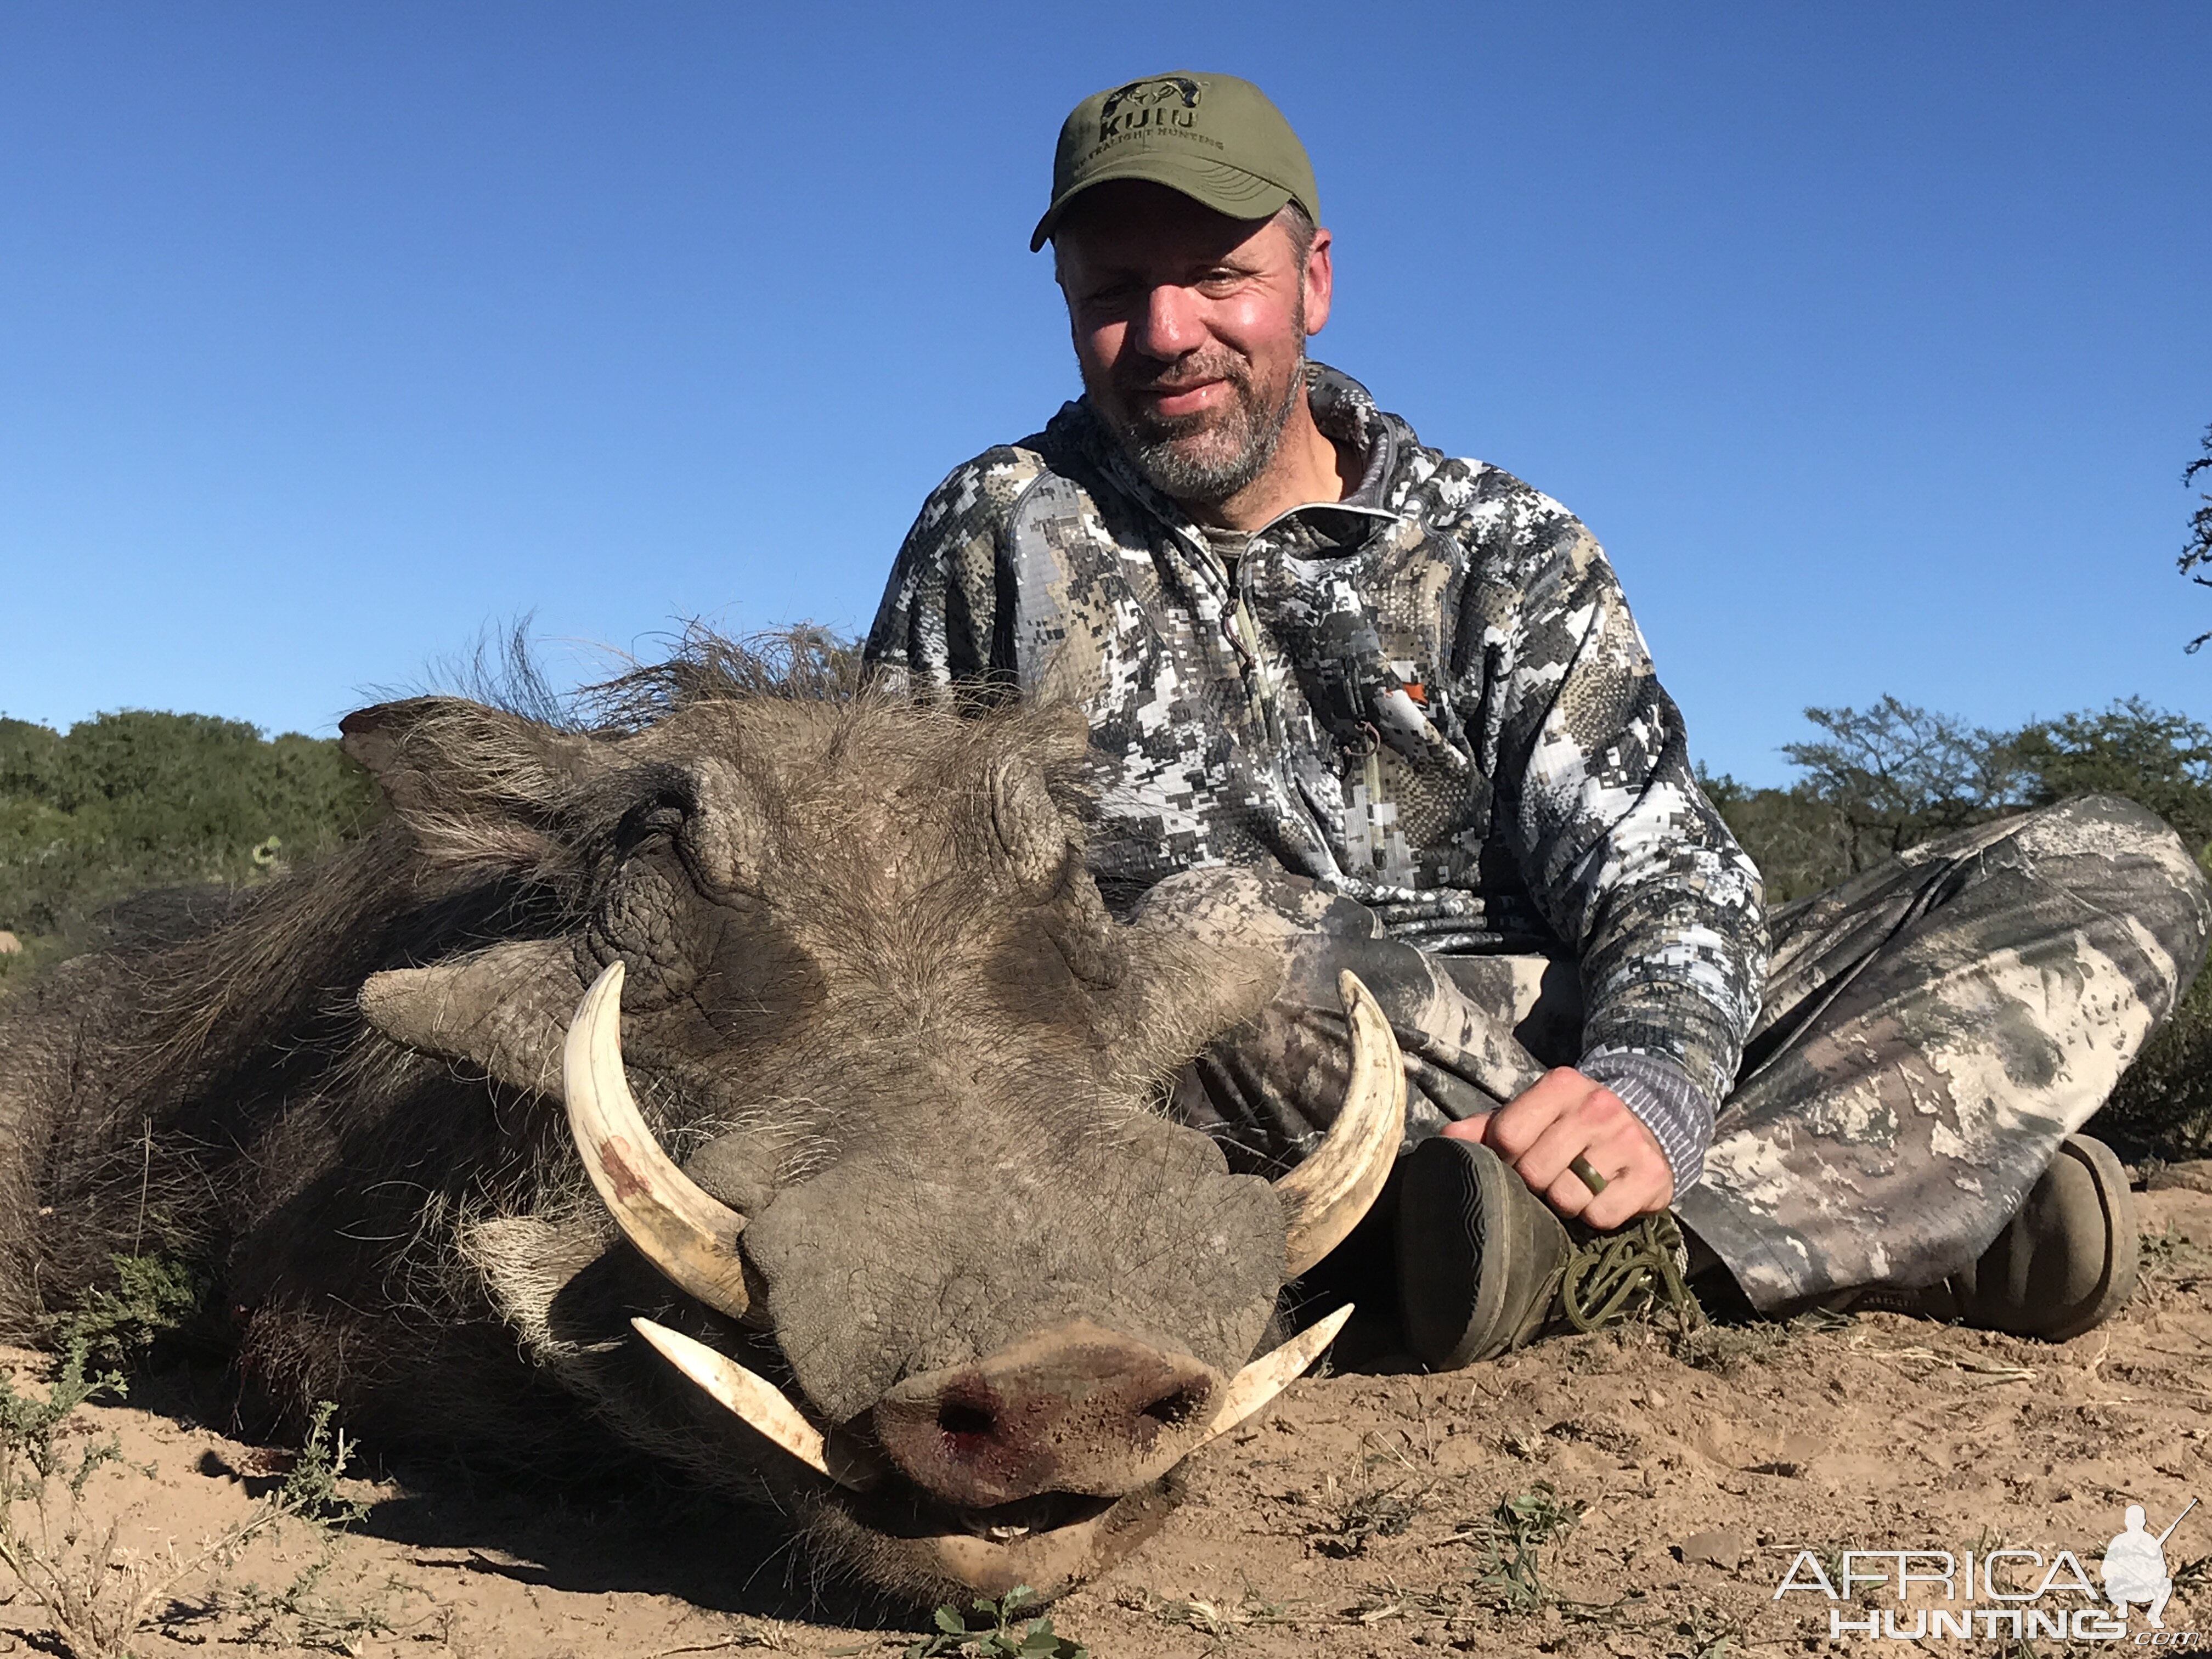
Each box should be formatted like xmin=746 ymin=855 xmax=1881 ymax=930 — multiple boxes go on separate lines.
xmin=1130 ymin=283 xmax=1204 ymax=359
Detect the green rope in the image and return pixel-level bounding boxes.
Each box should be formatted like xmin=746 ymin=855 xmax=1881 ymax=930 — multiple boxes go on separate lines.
xmin=1557 ymin=1212 xmax=1706 ymax=1334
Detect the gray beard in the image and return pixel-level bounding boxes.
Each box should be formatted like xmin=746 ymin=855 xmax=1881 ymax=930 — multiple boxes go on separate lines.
xmin=1091 ymin=281 xmax=1312 ymax=506
xmin=1107 ymin=353 xmax=1306 ymax=507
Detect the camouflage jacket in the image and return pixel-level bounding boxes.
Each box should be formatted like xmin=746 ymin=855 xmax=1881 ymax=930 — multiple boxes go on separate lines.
xmin=865 ymin=366 xmax=1767 ymax=1186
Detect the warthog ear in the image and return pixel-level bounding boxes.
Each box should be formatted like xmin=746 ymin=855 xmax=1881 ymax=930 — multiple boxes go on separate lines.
xmin=989 ymin=758 xmax=1079 ymax=898
xmin=1099 ymin=926 xmax=1284 ymax=1086
xmin=341 ymin=697 xmax=603 ymax=875
xmin=1097 ymin=866 xmax=1306 ymax=1083
xmin=360 ymin=938 xmax=583 ymax=1097
xmin=981 ymin=705 xmax=1092 ymax=896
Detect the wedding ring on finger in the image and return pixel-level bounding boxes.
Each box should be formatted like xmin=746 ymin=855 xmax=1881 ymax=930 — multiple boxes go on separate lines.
xmin=1568 ymin=1154 xmax=1609 ymax=1195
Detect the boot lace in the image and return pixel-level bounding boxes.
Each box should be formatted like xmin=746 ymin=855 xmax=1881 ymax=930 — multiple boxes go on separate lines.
xmin=1558 ymin=1212 xmax=1705 ymax=1334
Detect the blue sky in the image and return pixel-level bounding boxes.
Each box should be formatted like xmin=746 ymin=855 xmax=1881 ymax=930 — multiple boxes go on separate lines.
xmin=3 ymin=3 xmax=2207 ymax=783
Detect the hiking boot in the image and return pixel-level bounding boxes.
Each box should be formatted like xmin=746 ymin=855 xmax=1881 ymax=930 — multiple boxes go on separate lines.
xmin=1851 ymin=1133 xmax=2137 ymax=1341
xmin=1396 ymin=1136 xmax=1700 ymax=1369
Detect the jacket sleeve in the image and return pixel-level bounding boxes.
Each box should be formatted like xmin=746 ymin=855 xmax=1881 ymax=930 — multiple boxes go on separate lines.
xmin=862 ymin=448 xmax=1048 ymax=696
xmin=1471 ymin=497 xmax=1768 ymax=1180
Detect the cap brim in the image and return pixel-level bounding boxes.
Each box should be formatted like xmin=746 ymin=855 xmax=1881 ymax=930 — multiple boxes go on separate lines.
xmin=1030 ymin=155 xmax=1294 ymax=251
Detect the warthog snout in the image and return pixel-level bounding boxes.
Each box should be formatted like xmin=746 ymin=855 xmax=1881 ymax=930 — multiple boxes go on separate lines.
xmin=872 ymin=1319 xmax=1223 ymax=1508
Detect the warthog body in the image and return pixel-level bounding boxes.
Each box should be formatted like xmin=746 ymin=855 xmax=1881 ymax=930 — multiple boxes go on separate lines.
xmin=0 ymin=653 xmax=1400 ymax=1602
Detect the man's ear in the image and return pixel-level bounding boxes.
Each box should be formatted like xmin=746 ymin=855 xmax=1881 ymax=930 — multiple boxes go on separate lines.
xmin=340 ymin=698 xmax=604 ymax=874
xmin=1301 ymin=224 xmax=1334 ymax=337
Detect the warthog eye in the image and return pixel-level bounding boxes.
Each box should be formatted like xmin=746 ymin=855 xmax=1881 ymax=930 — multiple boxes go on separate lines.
xmin=616 ymin=799 xmax=688 ymax=852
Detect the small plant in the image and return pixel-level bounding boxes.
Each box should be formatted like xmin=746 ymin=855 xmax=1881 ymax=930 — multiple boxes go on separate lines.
xmin=216 ymin=1401 xmax=397 ymax=1651
xmin=1125 ymin=1587 xmax=1297 ymax=1637
xmin=1669 ymin=1305 xmax=1851 ymax=1374
xmin=1305 ymin=1428 xmax=1440 ymax=1559
xmin=1307 ymin=1469 xmax=1426 ymax=1559
xmin=1669 ymin=1320 xmax=1786 ymax=1374
xmin=0 ymin=1343 xmax=133 ymax=1656
xmin=1666 ymin=1616 xmax=1740 ymax=1659
xmin=48 ymin=1253 xmax=204 ymax=1363
xmin=0 ymin=1347 xmax=369 ymax=1659
xmin=2135 ymin=1224 xmax=2212 ymax=1304
xmin=1457 ymin=1482 xmax=1585 ymax=1613
xmin=907 ymin=1585 xmax=1087 ymax=1659
xmin=225 ymin=1564 xmax=415 ymax=1654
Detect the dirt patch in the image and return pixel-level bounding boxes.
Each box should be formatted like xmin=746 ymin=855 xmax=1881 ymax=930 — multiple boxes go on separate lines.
xmin=4 ymin=1185 xmax=2209 ymax=1658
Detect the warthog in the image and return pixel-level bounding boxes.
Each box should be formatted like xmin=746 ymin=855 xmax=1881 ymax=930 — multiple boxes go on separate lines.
xmin=0 ymin=648 xmax=1402 ymax=1604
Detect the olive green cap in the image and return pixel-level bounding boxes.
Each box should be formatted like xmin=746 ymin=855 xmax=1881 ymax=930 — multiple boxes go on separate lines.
xmin=1030 ymin=72 xmax=1318 ymax=252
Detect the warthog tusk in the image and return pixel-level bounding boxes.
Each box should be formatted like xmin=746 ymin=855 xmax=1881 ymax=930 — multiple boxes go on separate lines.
xmin=1276 ymin=972 xmax=1408 ymax=1276
xmin=1188 ymin=1303 xmax=1354 ymax=1452
xmin=566 ymin=961 xmax=755 ymax=1320
xmin=633 ymin=1318 xmax=877 ymax=1491
xmin=642 ymin=1301 xmax=1341 ymax=1502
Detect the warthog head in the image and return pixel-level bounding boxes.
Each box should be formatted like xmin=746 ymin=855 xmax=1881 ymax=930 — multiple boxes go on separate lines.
xmin=340 ymin=684 xmax=1401 ymax=1602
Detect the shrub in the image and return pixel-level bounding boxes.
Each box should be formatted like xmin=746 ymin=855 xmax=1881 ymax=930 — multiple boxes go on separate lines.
xmin=0 ymin=710 xmax=380 ymax=995
xmin=1708 ymin=697 xmax=2212 ymax=1157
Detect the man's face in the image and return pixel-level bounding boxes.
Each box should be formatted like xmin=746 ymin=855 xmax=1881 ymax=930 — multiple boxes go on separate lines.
xmin=1054 ymin=181 xmax=1331 ymax=507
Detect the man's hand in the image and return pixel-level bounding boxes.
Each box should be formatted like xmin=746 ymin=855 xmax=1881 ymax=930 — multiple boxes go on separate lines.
xmin=1442 ymin=1067 xmax=1673 ymax=1229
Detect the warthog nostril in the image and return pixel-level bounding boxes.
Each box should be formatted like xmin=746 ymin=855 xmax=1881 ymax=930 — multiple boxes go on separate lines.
xmin=873 ymin=1319 xmax=1229 ymax=1508
xmin=1138 ymin=1385 xmax=1207 ymax=1428
xmin=938 ymin=1400 xmax=996 ymax=1440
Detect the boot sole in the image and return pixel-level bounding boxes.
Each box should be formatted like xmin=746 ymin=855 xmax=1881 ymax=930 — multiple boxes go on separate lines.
xmin=1397 ymin=1137 xmax=1517 ymax=1371
xmin=2040 ymin=1132 xmax=2139 ymax=1342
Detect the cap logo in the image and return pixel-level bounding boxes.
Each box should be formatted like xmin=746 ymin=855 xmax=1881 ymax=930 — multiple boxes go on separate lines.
xmin=1098 ymin=76 xmax=1202 ymax=144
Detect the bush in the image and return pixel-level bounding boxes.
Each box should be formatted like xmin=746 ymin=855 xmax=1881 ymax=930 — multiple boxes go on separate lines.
xmin=2012 ymin=698 xmax=2212 ymax=848
xmin=0 ymin=710 xmax=380 ymax=995
xmin=1707 ymin=697 xmax=2212 ymax=1158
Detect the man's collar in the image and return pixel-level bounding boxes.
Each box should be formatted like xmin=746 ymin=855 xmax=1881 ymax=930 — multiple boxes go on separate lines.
xmin=1305 ymin=363 xmax=1397 ymax=512
xmin=1063 ymin=362 xmax=1406 ymax=545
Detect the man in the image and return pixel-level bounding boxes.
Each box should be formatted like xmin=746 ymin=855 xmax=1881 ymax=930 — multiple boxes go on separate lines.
xmin=866 ymin=72 xmax=2209 ymax=1365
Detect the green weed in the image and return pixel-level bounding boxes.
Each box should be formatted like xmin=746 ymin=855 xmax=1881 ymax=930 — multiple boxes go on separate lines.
xmin=1464 ymin=1482 xmax=1582 ymax=1611
xmin=1669 ymin=1305 xmax=1852 ymax=1374
xmin=1307 ymin=1468 xmax=1429 ymax=1559
xmin=2135 ymin=1224 xmax=2212 ymax=1305
xmin=0 ymin=1346 xmax=369 ymax=1659
xmin=907 ymin=1585 xmax=1086 ymax=1659
xmin=47 ymin=1253 xmax=204 ymax=1364
xmin=213 ymin=1401 xmax=404 ymax=1651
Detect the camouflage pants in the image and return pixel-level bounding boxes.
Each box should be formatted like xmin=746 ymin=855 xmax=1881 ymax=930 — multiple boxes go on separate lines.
xmin=1158 ymin=794 xmax=2210 ymax=1313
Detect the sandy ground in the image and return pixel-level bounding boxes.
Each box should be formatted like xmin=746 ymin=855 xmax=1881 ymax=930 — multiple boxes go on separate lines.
xmin=2 ymin=1177 xmax=2208 ymax=1659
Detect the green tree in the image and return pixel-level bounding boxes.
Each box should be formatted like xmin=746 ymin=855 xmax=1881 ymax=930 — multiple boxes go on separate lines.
xmin=2012 ymin=699 xmax=2212 ymax=856
xmin=1780 ymin=696 xmax=2026 ymax=868
xmin=2181 ymin=422 xmax=2212 ymax=653
xmin=1707 ymin=696 xmax=2212 ymax=1156
xmin=0 ymin=710 xmax=380 ymax=988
